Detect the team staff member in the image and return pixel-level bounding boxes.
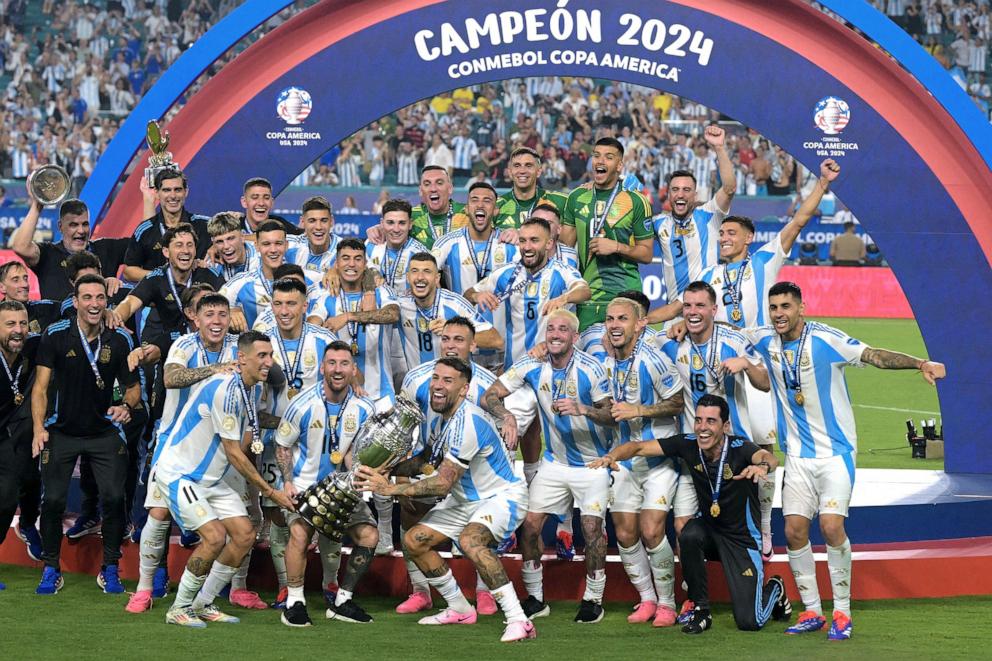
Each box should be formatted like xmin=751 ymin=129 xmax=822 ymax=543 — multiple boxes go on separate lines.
xmin=559 ymin=137 xmax=653 ymax=330
xmin=11 ymin=195 xmax=128 ymax=301
xmin=0 ymin=262 xmax=60 ymax=334
xmin=31 ymin=274 xmax=141 ymax=595
xmin=0 ymin=300 xmax=42 ymax=581
xmin=591 ymin=395 xmax=792 ymax=634
xmin=124 ymin=169 xmax=212 ymax=282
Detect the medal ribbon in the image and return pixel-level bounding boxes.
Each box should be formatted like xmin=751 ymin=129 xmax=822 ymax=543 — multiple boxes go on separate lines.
xmin=613 ymin=334 xmax=644 ymax=402
xmin=166 ymin=267 xmax=192 ymax=332
xmin=549 ymin=351 xmax=576 ymax=402
xmin=257 ymin=268 xmax=274 ymax=299
xmin=324 ymin=388 xmax=352 ymax=461
xmin=589 ymin=182 xmax=621 ymax=239
xmin=698 ymin=438 xmax=730 ymax=516
xmin=236 ymin=376 xmax=260 ymax=449
xmin=382 ymin=240 xmax=410 ymax=288
xmin=339 ymin=290 xmax=363 ymax=348
xmin=76 ymin=321 xmax=104 ymax=389
xmin=428 ymin=400 xmax=463 ymax=466
xmin=722 ymin=256 xmax=751 ymax=322
xmin=779 ymin=322 xmax=812 ymax=395
xmin=275 ymin=324 xmax=308 ymax=388
xmin=429 ymin=201 xmax=455 ymax=243
xmin=195 ymin=333 xmax=234 ymax=367
xmin=0 ymin=350 xmax=23 ymax=403
xmin=689 ymin=326 xmax=723 ymax=391
xmin=415 ymin=290 xmax=442 ymax=328
xmin=464 ymin=229 xmax=497 ymax=281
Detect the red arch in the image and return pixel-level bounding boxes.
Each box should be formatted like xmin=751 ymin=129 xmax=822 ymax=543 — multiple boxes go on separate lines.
xmin=97 ymin=0 xmax=992 ymax=274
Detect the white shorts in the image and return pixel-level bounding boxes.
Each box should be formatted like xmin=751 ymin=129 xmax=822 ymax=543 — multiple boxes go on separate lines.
xmin=259 ymin=440 xmax=282 ymax=508
xmin=420 ymin=482 xmax=528 ymax=546
xmin=143 ymin=467 xmax=168 ymax=510
xmin=610 ymin=463 xmax=679 ymax=514
xmin=529 ymin=460 xmax=610 ymax=519
xmin=157 ymin=474 xmax=249 ymax=534
xmin=673 ymin=472 xmax=700 ymax=519
xmin=744 ymin=379 xmax=776 ymax=447
xmin=505 ymin=389 xmax=537 ymax=435
xmin=781 ymin=453 xmax=855 ymax=519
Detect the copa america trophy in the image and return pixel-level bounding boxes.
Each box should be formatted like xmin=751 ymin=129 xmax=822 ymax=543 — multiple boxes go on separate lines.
xmin=144 ymin=120 xmax=179 ymax=187
xmin=296 ymin=395 xmax=424 ymax=541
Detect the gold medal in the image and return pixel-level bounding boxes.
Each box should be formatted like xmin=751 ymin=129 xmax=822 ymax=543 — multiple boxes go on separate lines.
xmin=794 ymin=391 xmax=805 ymax=406
xmin=96 ymin=377 xmax=105 ymax=390
xmin=710 ymin=502 xmax=721 ymax=518
xmin=350 ymin=341 xmax=359 ymax=356
xmin=287 ymin=387 xmax=299 ymax=400
xmin=422 ymin=463 xmax=436 ymax=476
xmin=250 ymin=439 xmax=264 ymax=454
xmin=330 ymin=450 xmax=343 ymax=465
xmin=13 ymin=393 xmax=23 ymax=406
xmin=731 ymin=308 xmax=742 ymax=322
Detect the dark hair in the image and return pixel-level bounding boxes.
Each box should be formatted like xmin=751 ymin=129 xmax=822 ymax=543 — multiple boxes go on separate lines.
xmin=273 ymin=263 xmax=305 ymax=281
xmin=255 ymin=220 xmax=286 ymax=238
xmin=844 ymin=221 xmax=855 ymax=231
xmin=468 ymin=181 xmax=497 ymax=197
xmin=510 ymin=146 xmax=541 ymax=162
xmin=532 ymin=202 xmax=561 ymax=220
xmin=0 ymin=261 xmax=27 ymax=282
xmin=420 ymin=165 xmax=448 ymax=177
xmin=238 ymin=330 xmax=270 ymax=351
xmin=617 ymin=289 xmax=651 ymax=313
xmin=65 ymin=251 xmax=103 ymax=282
xmin=323 ymin=340 xmax=354 ymax=358
xmin=273 ymin=277 xmax=307 ymax=297
xmin=243 ymin=177 xmax=272 ymax=194
xmin=0 ymin=299 xmax=27 ymax=315
xmin=684 ymin=280 xmax=717 ymax=304
xmin=336 ymin=238 xmax=365 ymax=254
xmin=193 ymin=291 xmax=228 ymax=314
xmin=435 ymin=356 xmax=472 ymax=381
xmin=73 ymin=273 xmax=106 ymax=296
xmin=667 ymin=169 xmax=696 ymax=186
xmin=521 ymin=217 xmax=551 ymax=235
xmin=154 ymin=168 xmax=187 ymax=190
xmin=182 ymin=283 xmax=216 ymax=310
xmin=722 ymin=215 xmax=755 ymax=234
xmin=301 ymin=195 xmax=332 ymax=215
xmin=769 ymin=281 xmax=803 ymax=301
xmin=595 ymin=136 xmax=624 ymax=157
xmin=59 ymin=198 xmax=88 ymax=221
xmin=161 ymin=222 xmax=198 ymax=249
xmin=696 ymin=393 xmax=730 ymax=423
xmin=381 ymin=198 xmax=412 ymax=218
xmin=409 ymin=251 xmax=437 ymax=268
xmin=443 ymin=315 xmax=476 ymax=336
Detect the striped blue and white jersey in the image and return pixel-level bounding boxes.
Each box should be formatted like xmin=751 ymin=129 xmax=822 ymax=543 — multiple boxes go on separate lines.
xmin=153 ymin=332 xmax=239 ymax=465
xmin=220 ymin=266 xmax=325 ymax=328
xmin=312 ymin=287 xmax=398 ymax=400
xmin=430 ymin=398 xmax=520 ymax=503
xmin=552 ymin=243 xmax=580 ymax=270
xmin=580 ymin=324 xmax=664 ymax=360
xmin=605 ymin=342 xmax=681 ymax=472
xmin=285 ymin=234 xmax=340 ymax=273
xmin=651 ymin=197 xmax=728 ymax=298
xmin=660 ymin=327 xmax=760 ymax=440
xmin=208 ymin=242 xmax=260 ymax=283
xmin=274 ymin=383 xmax=375 ymax=489
xmin=366 ymin=238 xmax=429 ymax=297
xmin=499 ymin=349 xmax=613 ymax=466
xmin=744 ymin=322 xmax=866 ymax=458
xmin=401 ymin=359 xmax=497 ymax=451
xmin=431 ymin=228 xmax=518 ymax=296
xmin=155 ymin=373 xmax=263 ymax=487
xmin=249 ymin=321 xmax=337 ymax=424
xmin=394 ymin=290 xmax=494 ymax=372
xmin=697 ymin=233 xmax=787 ymax=329
xmin=473 ymin=258 xmax=585 ymax=370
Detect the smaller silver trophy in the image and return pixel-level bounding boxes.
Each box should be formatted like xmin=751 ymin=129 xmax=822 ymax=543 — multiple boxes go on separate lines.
xmin=144 ymin=120 xmax=179 ymax=188
xmin=296 ymin=396 xmax=423 ymax=541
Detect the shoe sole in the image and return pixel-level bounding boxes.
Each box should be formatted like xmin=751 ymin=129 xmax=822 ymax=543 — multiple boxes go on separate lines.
xmin=36 ymin=579 xmax=64 ymax=595
xmin=326 ymin=609 xmax=373 ymax=624
xmin=281 ymin=612 xmax=312 ymax=627
xmin=167 ymin=620 xmax=207 ymax=629
xmin=525 ymin=604 xmax=550 ymax=619
xmin=66 ymin=526 xmax=101 ymax=540
xmin=575 ymin=611 xmax=605 ymax=624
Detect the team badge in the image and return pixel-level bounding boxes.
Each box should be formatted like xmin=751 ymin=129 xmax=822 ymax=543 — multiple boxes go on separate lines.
xmin=29 ymin=319 xmax=40 ymax=333
xmin=303 ymin=350 xmax=316 ymax=368
xmin=99 ymin=346 xmax=112 ymax=363
xmin=723 ymin=464 xmax=734 ymax=480
xmin=174 ymin=348 xmax=188 ymax=361
xmin=278 ymin=421 xmax=292 ymax=437
xmin=825 ymin=499 xmax=839 ymax=509
xmin=526 ymin=282 xmax=538 ymax=297
xmin=628 ymin=373 xmax=639 ymax=390
xmin=691 ymin=354 xmax=704 ymax=370
xmin=566 ymin=382 xmax=577 ymax=397
xmin=495 ymin=247 xmax=505 ymax=264
xmin=344 ymin=414 xmax=357 ymax=433
xmin=743 ymin=265 xmax=753 ymax=280
xmin=801 ymin=353 xmax=810 ymax=367
xmin=222 ymin=415 xmax=237 ymax=432
xmin=784 ymin=349 xmax=794 ymax=364
xmin=540 ymin=279 xmax=550 ymax=297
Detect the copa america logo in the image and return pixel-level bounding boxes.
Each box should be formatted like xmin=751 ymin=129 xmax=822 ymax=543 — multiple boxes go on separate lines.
xmin=277 ymin=87 xmax=313 ymax=125
xmin=813 ymin=96 xmax=850 ymax=135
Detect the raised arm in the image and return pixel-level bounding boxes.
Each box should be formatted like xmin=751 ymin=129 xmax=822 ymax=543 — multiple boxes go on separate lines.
xmin=11 ymin=198 xmax=43 ymax=267
xmin=779 ymin=159 xmax=840 ymax=253
xmin=705 ymin=125 xmax=736 ymax=212
xmin=861 ymin=347 xmax=946 ymax=385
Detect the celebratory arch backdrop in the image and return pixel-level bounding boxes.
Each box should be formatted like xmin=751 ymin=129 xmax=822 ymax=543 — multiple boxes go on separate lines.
xmin=86 ymin=0 xmax=992 ymax=474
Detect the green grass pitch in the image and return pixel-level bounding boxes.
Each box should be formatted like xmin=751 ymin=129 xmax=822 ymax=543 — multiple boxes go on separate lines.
xmin=0 ymin=566 xmax=989 ymax=660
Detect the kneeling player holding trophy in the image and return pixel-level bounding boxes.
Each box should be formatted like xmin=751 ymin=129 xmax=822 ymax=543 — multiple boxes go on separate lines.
xmin=355 ymin=358 xmax=535 ymax=643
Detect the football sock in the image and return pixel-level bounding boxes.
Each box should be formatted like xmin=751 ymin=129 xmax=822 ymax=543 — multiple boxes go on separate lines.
xmin=492 ymin=582 xmax=527 ymax=623
xmin=558 ymin=512 xmax=574 ymax=535
xmin=287 ymin=585 xmax=305 ymax=608
xmin=373 ymin=494 xmax=393 ymax=543
xmin=582 ymin=569 xmax=606 ymax=604
xmin=334 ymin=588 xmax=353 ymax=607
xmin=193 ymin=561 xmax=237 ymax=610
xmin=231 ymin=550 xmax=251 ymax=592
xmin=521 ymin=560 xmax=544 ymax=601
xmin=136 ymin=516 xmax=171 ymax=592
xmin=646 ymin=538 xmax=676 ymax=608
xmin=759 ymin=478 xmax=775 ymax=538
xmin=174 ymin=568 xmax=207 ymax=608
xmin=788 ymin=542 xmax=822 ymax=615
xmin=476 ymin=571 xmax=488 ymax=593
xmin=318 ymin=535 xmax=343 ymax=587
xmin=406 ymin=558 xmax=430 ymax=594
xmin=619 ymin=541 xmax=657 ymax=604
xmin=268 ymin=523 xmax=289 ymax=588
xmin=827 ymin=538 xmax=852 ymax=616
xmin=426 ymin=569 xmax=472 ymax=613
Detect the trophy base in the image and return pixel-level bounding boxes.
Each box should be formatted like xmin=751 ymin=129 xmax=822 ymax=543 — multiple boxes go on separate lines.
xmin=296 ymin=474 xmax=362 ymax=542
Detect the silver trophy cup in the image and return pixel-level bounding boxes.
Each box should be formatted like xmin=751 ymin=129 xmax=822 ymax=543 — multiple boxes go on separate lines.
xmin=296 ymin=395 xmax=424 ymax=541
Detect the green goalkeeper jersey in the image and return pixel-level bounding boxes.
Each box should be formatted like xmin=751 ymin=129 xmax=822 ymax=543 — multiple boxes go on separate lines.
xmin=494 ymin=188 xmax=567 ymax=231
xmin=410 ymin=201 xmax=468 ymax=250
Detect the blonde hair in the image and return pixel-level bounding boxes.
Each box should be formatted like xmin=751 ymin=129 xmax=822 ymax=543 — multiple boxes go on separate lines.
xmin=546 ymin=308 xmax=579 ymax=332
xmin=608 ymin=297 xmax=645 ymax=319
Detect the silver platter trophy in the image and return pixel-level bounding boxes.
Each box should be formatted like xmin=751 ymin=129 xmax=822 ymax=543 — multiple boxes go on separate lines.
xmin=144 ymin=120 xmax=179 ymax=187
xmin=27 ymin=165 xmax=71 ymax=206
xmin=295 ymin=395 xmax=423 ymax=541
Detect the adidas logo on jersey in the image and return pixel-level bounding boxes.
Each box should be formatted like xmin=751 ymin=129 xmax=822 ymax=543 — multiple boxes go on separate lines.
xmin=66 ymin=349 xmax=76 ymax=357
xmin=539 ymin=383 xmax=551 ymax=392
xmin=480 ymin=515 xmax=493 ymax=524
xmin=678 ymin=355 xmax=689 ymax=365
xmin=742 ymin=568 xmax=754 ymax=577
xmin=310 ymin=419 xmax=324 ymax=429
xmin=654 ymin=496 xmax=667 ymax=506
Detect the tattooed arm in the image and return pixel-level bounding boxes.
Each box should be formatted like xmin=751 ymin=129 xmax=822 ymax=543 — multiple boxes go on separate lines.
xmin=482 ymin=380 xmax=519 ymax=449
xmin=612 ymin=390 xmax=684 ymax=422
xmin=348 ymin=303 xmax=400 ymax=325
xmin=275 ymin=444 xmax=295 ymax=486
xmin=355 ymin=459 xmax=464 ymax=498
xmin=221 ymin=437 xmax=294 ymax=510
xmin=163 ymin=361 xmax=234 ymax=389
xmin=390 ymin=451 xmax=430 ymax=478
xmin=861 ymin=347 xmax=946 ymax=385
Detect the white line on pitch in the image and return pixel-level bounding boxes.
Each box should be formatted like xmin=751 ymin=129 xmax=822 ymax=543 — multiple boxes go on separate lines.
xmin=855 ymin=404 xmax=940 ymax=415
